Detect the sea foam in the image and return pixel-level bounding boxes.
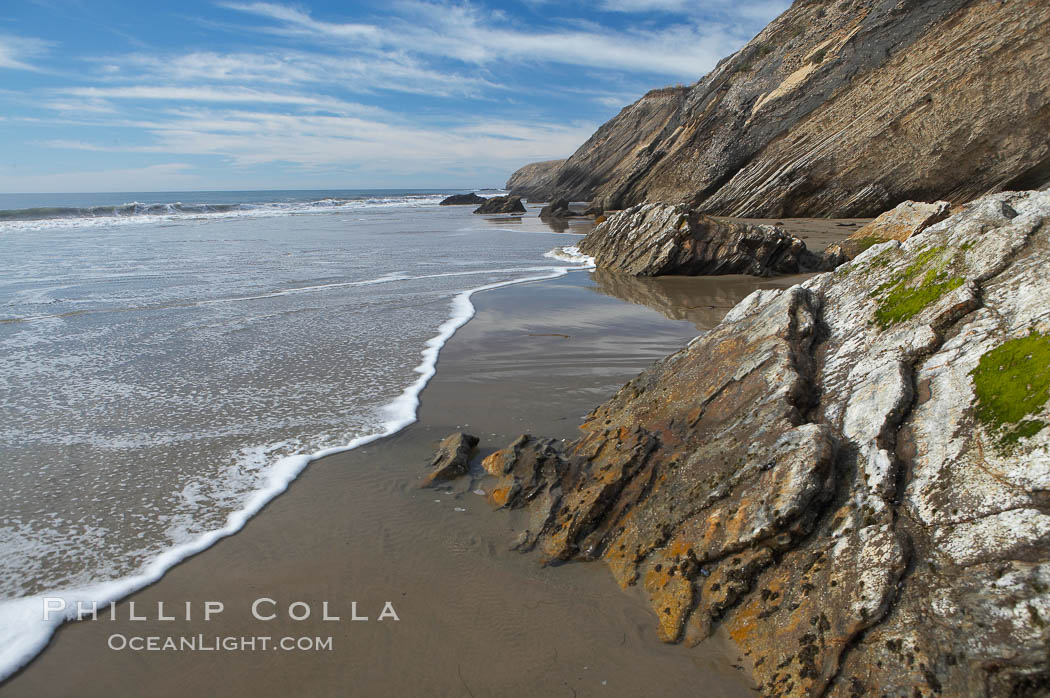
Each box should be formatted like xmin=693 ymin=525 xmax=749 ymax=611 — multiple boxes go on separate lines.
xmin=544 ymin=245 xmax=596 ymax=267
xmin=0 ymin=194 xmax=448 ymax=234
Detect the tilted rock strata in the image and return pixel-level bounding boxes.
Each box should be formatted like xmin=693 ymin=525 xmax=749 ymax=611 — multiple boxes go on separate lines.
xmin=483 ymin=191 xmax=1050 ymax=696
xmin=508 ymin=1 xmax=1050 ymax=218
xmin=578 ymin=202 xmax=823 ymax=277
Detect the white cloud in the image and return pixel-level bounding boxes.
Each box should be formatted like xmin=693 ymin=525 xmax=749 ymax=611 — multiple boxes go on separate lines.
xmin=2 ymin=1 xmax=792 ymax=189
xmin=0 ymin=34 xmax=52 ymax=71
xmin=219 ymin=2 xmax=380 ymax=41
xmin=0 ymin=163 xmax=199 ymax=193
xmin=56 ymin=86 xmax=390 ymax=118
xmin=594 ymin=95 xmax=632 ymax=107
xmin=599 ymin=0 xmax=690 ymax=11
xmin=41 ymin=108 xmax=597 ymax=172
xmin=224 ymin=1 xmax=755 ymax=79
xmin=599 ymin=0 xmax=790 ymax=19
xmin=39 ymin=98 xmax=117 ymax=115
xmin=103 ymin=50 xmax=495 ymax=97
xmin=64 ymin=86 xmax=352 ymax=107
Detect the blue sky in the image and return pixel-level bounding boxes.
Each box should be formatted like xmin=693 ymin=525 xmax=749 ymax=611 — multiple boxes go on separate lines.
xmin=0 ymin=0 xmax=788 ymax=193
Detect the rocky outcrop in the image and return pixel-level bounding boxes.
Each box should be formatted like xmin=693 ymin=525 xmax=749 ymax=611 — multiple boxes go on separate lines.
xmin=507 ymin=1 xmax=1050 ymax=218
xmin=538 ymin=198 xmax=570 ymax=219
xmin=477 ymin=191 xmax=1050 ymax=696
xmin=422 ymin=432 xmax=478 ymax=486
xmin=473 ymin=195 xmax=526 ymax=215
xmin=440 ymin=193 xmax=487 ymax=206
xmin=538 ymin=198 xmax=589 ymax=221
xmin=504 ymin=159 xmax=565 ymax=201
xmin=578 ymin=202 xmax=824 ymax=277
xmin=850 ymin=200 xmax=952 ymax=243
xmin=825 ymin=199 xmax=953 ymax=263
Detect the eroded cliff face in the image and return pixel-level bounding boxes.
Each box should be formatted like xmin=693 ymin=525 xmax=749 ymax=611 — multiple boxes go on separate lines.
xmin=508 ymin=0 xmax=1050 ymax=217
xmin=480 ymin=191 xmax=1050 ymax=696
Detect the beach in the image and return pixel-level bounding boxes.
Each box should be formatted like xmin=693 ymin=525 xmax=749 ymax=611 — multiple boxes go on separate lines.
xmin=0 ymin=265 xmax=811 ymax=697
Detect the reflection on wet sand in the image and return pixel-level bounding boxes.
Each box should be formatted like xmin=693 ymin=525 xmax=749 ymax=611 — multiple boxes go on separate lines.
xmin=476 ymin=206 xmax=596 ymax=235
xmin=480 ymin=215 xmax=524 ymax=224
xmin=535 ymin=215 xmax=594 ymax=234
xmin=588 ymin=268 xmax=811 ymax=330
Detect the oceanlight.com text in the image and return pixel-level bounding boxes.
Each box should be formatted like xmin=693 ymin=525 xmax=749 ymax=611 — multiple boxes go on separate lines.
xmin=107 ymin=634 xmax=333 ymax=652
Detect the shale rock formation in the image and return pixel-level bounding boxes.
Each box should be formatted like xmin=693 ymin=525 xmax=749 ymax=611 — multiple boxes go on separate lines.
xmin=578 ymin=202 xmax=823 ymax=277
xmin=473 ymin=195 xmax=526 ymax=215
xmin=507 ymin=1 xmax=1050 ymax=217
xmin=481 ymin=191 xmax=1050 ymax=696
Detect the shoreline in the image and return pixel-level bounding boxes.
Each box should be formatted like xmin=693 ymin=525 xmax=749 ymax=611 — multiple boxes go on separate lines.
xmin=0 ymin=255 xmax=587 ymax=685
xmin=0 ymin=267 xmax=815 ymax=697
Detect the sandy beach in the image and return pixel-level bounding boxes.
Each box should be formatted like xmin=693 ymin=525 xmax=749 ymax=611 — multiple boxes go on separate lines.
xmin=0 ymin=266 xmax=815 ymax=697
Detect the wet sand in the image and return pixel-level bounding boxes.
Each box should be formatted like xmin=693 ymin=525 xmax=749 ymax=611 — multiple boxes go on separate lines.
xmin=1 ymin=270 xmax=787 ymax=698
xmin=717 ymin=215 xmax=871 ymax=252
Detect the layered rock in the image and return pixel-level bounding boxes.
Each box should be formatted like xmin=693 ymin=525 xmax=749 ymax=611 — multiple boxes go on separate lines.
xmin=507 ymin=1 xmax=1050 ymax=218
xmin=440 ymin=193 xmax=487 ymax=206
xmin=473 ymin=195 xmax=526 ymax=215
xmin=577 ymin=202 xmax=823 ymax=277
xmin=480 ymin=191 xmax=1050 ymax=696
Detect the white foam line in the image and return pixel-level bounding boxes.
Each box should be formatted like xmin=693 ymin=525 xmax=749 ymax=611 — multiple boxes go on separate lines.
xmin=196 ymin=266 xmax=567 ymax=306
xmin=7 ymin=266 xmax=579 ymax=324
xmin=0 ymin=262 xmax=588 ymax=683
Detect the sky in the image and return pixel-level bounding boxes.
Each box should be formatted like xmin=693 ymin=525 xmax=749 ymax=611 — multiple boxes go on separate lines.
xmin=0 ymin=0 xmax=789 ymax=193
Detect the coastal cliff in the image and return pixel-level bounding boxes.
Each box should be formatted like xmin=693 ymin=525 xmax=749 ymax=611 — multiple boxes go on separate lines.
xmin=503 ymin=159 xmax=565 ymax=201
xmin=477 ymin=191 xmax=1050 ymax=696
xmin=507 ymin=0 xmax=1050 ymax=216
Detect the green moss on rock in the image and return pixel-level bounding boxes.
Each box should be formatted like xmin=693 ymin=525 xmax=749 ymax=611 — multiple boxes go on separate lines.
xmin=853 ymin=236 xmax=884 ymax=253
xmin=871 ymin=245 xmax=963 ymax=327
xmin=874 ymin=273 xmax=964 ymax=327
xmin=970 ymin=330 xmax=1050 ymax=451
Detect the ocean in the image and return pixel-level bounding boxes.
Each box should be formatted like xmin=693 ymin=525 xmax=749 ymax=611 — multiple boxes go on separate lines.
xmin=0 ymin=189 xmax=593 ymax=678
